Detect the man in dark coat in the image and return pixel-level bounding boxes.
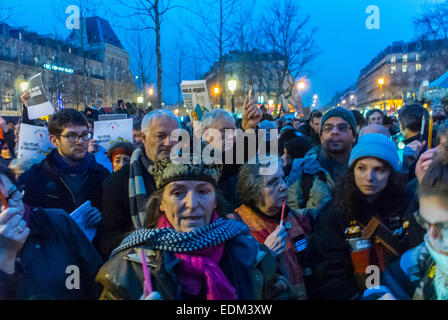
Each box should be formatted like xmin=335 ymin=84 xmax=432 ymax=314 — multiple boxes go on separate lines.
xmin=17 ymin=109 xmax=109 ymax=249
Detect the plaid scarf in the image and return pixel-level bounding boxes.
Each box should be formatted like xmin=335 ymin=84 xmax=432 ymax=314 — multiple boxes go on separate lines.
xmin=129 ymin=148 xmax=154 ymax=229
xmin=110 ymin=217 xmax=249 ymax=258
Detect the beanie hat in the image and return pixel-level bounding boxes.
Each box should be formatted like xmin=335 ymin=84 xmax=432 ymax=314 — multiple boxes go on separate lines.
xmin=349 ymin=133 xmax=401 ymax=172
xmin=150 ymin=153 xmax=223 ymax=190
xmin=319 ymin=107 xmax=357 ymax=137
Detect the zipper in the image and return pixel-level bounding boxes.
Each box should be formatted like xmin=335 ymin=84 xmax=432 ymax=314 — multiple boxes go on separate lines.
xmin=57 ymin=175 xmax=77 ymax=209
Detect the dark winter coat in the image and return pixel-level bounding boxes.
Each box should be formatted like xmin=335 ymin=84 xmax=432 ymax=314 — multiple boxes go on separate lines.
xmin=17 ymin=149 xmax=110 ymax=214
xmin=304 ymin=191 xmax=417 ymax=300
xmin=0 ymin=208 xmax=103 ymax=300
xmin=97 ymin=163 xmax=156 ymax=259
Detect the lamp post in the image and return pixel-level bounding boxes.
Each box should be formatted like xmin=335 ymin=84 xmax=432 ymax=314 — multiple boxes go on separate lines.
xmin=227 ymin=80 xmax=237 ymax=114
xmin=213 ymin=87 xmax=220 ymax=107
xmin=297 ymin=80 xmax=306 ymax=114
xmin=378 ymin=77 xmax=386 ymax=109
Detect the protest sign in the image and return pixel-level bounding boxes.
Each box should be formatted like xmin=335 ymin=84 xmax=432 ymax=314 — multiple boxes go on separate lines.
xmin=93 ymin=118 xmax=133 ymax=150
xmin=17 ymin=123 xmax=55 ymax=163
xmin=181 ymin=80 xmax=212 ymax=123
xmin=98 ymin=114 xmax=127 ymax=121
xmin=26 ymin=73 xmax=55 ymax=120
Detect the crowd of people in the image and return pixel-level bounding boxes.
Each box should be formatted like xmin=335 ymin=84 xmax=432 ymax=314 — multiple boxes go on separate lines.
xmin=0 ymin=91 xmax=448 ymax=300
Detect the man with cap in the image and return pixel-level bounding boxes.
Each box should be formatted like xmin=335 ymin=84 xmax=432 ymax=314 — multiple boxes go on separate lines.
xmin=286 ymin=107 xmax=357 ymax=217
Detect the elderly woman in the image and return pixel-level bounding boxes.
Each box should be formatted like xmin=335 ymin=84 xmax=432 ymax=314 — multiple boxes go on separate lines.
xmin=0 ymin=165 xmax=102 ymax=299
xmin=307 ymin=133 xmax=417 ymax=300
xmin=230 ymin=156 xmax=311 ymax=299
xmin=96 ymin=154 xmax=291 ymax=300
xmin=107 ymin=142 xmax=136 ymax=172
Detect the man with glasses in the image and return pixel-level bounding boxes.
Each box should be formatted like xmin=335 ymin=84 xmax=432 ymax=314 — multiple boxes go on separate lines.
xmin=17 ymin=109 xmax=110 ymax=240
xmin=287 ymin=107 xmax=357 ymax=217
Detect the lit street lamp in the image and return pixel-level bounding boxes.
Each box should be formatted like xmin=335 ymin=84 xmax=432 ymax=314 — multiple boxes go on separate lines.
xmin=137 ymin=96 xmax=144 ymax=104
xmin=377 ymin=77 xmax=386 ymax=109
xmin=20 ymin=82 xmax=29 ymax=92
xmin=227 ymin=80 xmax=237 ymax=114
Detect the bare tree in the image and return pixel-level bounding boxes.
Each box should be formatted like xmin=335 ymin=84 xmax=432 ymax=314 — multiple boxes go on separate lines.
xmin=413 ymin=1 xmax=448 ymax=79
xmin=185 ymin=0 xmax=242 ymax=107
xmin=113 ymin=0 xmax=180 ymax=108
xmin=414 ymin=2 xmax=448 ymax=40
xmin=166 ymin=30 xmax=190 ymax=107
xmin=262 ymin=0 xmax=320 ymax=114
xmin=0 ymin=0 xmax=18 ymax=23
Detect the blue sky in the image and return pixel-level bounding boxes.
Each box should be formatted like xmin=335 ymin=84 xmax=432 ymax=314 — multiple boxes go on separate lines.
xmin=8 ymin=0 xmax=433 ymax=106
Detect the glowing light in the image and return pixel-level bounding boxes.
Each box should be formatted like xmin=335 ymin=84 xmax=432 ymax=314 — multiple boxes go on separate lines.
xmin=137 ymin=96 xmax=144 ymax=103
xmin=213 ymin=87 xmax=220 ymax=95
xmin=148 ymin=88 xmax=154 ymax=96
xmin=20 ymin=82 xmax=29 ymax=92
xmin=297 ymin=81 xmax=305 ymax=90
xmin=378 ymin=77 xmax=385 ymax=86
xmin=227 ymin=80 xmax=237 ymax=93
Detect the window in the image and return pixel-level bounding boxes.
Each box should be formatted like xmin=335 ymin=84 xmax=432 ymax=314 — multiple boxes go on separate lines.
xmin=416 ymin=54 xmax=420 ymax=61
xmin=403 ymin=54 xmax=408 ymax=63
xmin=391 ymin=56 xmax=396 ymax=63
xmin=390 ymin=66 xmax=396 ymax=74
xmin=402 ymin=65 xmax=407 ymax=73
xmin=416 ymin=63 xmax=422 ymax=72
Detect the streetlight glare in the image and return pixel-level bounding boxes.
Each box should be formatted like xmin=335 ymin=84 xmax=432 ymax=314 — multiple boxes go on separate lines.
xmin=137 ymin=96 xmax=144 ymax=103
xmin=20 ymin=82 xmax=29 ymax=92
xmin=227 ymin=80 xmax=237 ymax=92
xmin=214 ymin=87 xmax=220 ymax=94
xmin=378 ymin=78 xmax=385 ymax=85
xmin=313 ymin=94 xmax=318 ymax=100
xmin=148 ymin=88 xmax=154 ymax=96
xmin=297 ymin=81 xmax=305 ymax=90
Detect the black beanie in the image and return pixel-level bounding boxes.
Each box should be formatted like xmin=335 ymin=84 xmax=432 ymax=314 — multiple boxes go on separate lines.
xmin=319 ymin=107 xmax=357 ymax=137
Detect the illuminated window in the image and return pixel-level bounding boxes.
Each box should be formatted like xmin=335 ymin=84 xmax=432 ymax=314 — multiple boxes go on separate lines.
xmin=416 ymin=63 xmax=422 ymax=72
xmin=390 ymin=66 xmax=396 ymax=74
xmin=416 ymin=54 xmax=420 ymax=61
xmin=402 ymin=65 xmax=407 ymax=73
xmin=391 ymin=56 xmax=396 ymax=63
xmin=403 ymin=54 xmax=408 ymax=63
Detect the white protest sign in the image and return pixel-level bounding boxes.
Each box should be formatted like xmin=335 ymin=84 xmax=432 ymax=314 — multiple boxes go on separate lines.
xmin=17 ymin=123 xmax=55 ymax=163
xmin=181 ymin=80 xmax=212 ymax=123
xmin=26 ymin=73 xmax=55 ymax=120
xmin=93 ymin=118 xmax=133 ymax=150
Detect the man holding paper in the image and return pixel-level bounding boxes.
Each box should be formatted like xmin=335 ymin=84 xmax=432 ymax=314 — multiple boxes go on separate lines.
xmin=17 ymin=109 xmax=110 ymax=245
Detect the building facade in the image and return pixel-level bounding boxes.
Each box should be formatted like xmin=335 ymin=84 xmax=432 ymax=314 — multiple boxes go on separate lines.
xmin=0 ymin=16 xmax=136 ymax=116
xmin=356 ymin=39 xmax=447 ymax=114
xmin=204 ymin=49 xmax=300 ymax=115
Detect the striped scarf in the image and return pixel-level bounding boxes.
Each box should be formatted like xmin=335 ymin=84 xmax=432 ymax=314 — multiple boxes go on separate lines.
xmin=111 ymin=217 xmax=249 ymax=258
xmin=129 ymin=148 xmax=155 ymax=229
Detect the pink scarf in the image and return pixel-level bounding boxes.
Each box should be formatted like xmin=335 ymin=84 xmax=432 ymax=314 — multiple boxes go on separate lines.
xmin=157 ymin=211 xmax=237 ymax=300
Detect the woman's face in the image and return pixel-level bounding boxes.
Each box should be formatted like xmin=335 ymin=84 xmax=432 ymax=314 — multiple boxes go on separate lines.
xmin=160 ymin=180 xmax=216 ymax=232
xmin=0 ymin=174 xmax=24 ymax=215
xmin=354 ymin=158 xmax=391 ymax=196
xmin=112 ymin=154 xmax=131 ymax=172
xmin=282 ymin=148 xmax=292 ymax=169
xmin=257 ymin=165 xmax=287 ymax=217
xmin=419 ymin=196 xmax=448 ymax=253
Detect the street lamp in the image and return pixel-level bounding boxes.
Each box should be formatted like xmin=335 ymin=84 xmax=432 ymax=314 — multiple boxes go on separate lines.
xmin=148 ymin=88 xmax=154 ymax=96
xmin=297 ymin=81 xmax=306 ymax=90
xmin=227 ymin=80 xmax=237 ymax=114
xmin=377 ymin=77 xmax=386 ymax=109
xmin=20 ymin=82 xmax=29 ymax=92
xmin=137 ymin=96 xmax=144 ymax=104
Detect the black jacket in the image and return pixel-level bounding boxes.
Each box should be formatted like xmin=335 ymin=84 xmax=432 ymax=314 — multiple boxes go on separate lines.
xmin=305 ymin=192 xmax=416 ymax=300
xmin=97 ymin=164 xmax=156 ymax=259
xmin=0 ymin=208 xmax=103 ymax=299
xmin=17 ymin=149 xmax=110 ymax=213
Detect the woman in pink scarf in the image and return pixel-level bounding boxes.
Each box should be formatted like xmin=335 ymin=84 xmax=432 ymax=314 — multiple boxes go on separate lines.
xmin=97 ymin=154 xmax=292 ymax=300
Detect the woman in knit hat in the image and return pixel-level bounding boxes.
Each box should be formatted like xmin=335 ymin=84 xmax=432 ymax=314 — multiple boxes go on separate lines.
xmin=96 ymin=154 xmax=294 ymax=300
xmin=107 ymin=142 xmax=135 ymax=172
xmin=305 ymin=133 xmax=417 ymax=300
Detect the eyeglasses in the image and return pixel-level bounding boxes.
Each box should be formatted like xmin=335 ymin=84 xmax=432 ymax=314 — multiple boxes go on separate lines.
xmin=415 ymin=211 xmax=448 ymax=237
xmin=321 ymin=123 xmax=350 ymax=133
xmin=5 ymin=188 xmax=24 ymax=206
xmin=266 ymin=177 xmax=286 ymax=190
xmin=58 ymin=132 xmax=92 ymax=143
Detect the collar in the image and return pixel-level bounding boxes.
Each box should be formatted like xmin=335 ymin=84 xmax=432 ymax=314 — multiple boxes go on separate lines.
xmin=245 ymin=203 xmax=284 ymax=222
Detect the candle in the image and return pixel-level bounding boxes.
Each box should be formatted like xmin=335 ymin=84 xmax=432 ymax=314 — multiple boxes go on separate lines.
xmin=280 ymin=201 xmax=286 ymax=228
xmin=428 ymin=111 xmax=433 ymax=149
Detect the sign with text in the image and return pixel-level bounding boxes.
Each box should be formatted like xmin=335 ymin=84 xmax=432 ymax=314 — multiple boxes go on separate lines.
xmin=17 ymin=123 xmax=55 ymax=163
xmin=181 ymin=80 xmax=212 ymax=123
xmin=26 ymin=73 xmax=55 ymax=120
xmin=93 ymin=118 xmax=133 ymax=150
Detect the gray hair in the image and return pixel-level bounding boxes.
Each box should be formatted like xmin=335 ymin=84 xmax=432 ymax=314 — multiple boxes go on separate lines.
xmin=359 ymin=124 xmax=391 ymax=138
xmin=237 ymin=156 xmax=282 ymax=206
xmin=141 ymin=109 xmax=181 ymax=133
xmin=200 ymin=109 xmax=235 ymax=136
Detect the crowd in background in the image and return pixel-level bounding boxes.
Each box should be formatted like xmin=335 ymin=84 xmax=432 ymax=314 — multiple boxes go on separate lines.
xmin=0 ymin=93 xmax=448 ymax=300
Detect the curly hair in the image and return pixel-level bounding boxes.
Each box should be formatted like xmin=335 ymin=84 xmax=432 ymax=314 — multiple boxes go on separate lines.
xmin=335 ymin=158 xmax=407 ymax=223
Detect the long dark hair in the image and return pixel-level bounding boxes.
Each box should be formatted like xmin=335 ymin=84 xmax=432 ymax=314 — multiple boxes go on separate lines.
xmin=143 ymin=186 xmax=229 ymax=229
xmin=335 ymin=158 xmax=407 ymax=223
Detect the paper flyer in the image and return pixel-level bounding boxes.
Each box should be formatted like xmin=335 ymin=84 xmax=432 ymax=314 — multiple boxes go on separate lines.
xmin=93 ymin=118 xmax=133 ymax=150
xmin=17 ymin=123 xmax=55 ymax=163
xmin=26 ymin=73 xmax=55 ymax=120
xmin=181 ymin=80 xmax=212 ymax=123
